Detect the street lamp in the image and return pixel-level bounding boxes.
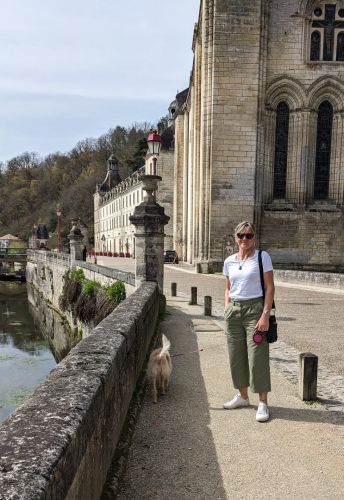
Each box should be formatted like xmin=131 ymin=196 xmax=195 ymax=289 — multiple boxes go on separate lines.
xmin=56 ymin=206 xmax=62 ymax=252
xmin=147 ymin=129 xmax=162 ymax=175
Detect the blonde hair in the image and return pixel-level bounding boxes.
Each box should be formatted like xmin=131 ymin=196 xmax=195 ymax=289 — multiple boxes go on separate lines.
xmin=234 ymin=221 xmax=256 ymax=236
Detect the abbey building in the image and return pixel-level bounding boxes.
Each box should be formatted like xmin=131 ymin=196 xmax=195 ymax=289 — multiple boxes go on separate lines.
xmin=172 ymin=0 xmax=344 ymax=271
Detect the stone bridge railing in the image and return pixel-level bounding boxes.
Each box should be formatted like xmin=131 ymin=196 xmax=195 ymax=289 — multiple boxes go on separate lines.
xmin=0 ymin=280 xmax=160 ymax=499
xmin=0 ymin=175 xmax=169 ymax=499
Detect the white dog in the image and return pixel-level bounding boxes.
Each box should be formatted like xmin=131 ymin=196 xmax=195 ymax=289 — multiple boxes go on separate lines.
xmin=148 ymin=334 xmax=172 ymax=403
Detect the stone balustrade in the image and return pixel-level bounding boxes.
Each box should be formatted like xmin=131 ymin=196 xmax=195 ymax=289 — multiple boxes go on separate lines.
xmin=0 ymin=281 xmax=160 ymax=499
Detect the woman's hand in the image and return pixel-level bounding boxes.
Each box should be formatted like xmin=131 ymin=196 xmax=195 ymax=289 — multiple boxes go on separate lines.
xmin=255 ymin=314 xmax=269 ymax=332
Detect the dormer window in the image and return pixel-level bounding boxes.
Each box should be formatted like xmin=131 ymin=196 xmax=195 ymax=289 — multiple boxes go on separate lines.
xmin=310 ymin=4 xmax=344 ymax=61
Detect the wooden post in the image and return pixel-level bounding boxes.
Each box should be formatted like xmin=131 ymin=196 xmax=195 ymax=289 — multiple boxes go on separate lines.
xmin=204 ymin=296 xmax=212 ymax=316
xmin=299 ymin=352 xmax=318 ymax=401
xmin=171 ymin=282 xmax=177 ymax=297
xmin=190 ymin=287 xmax=197 ymax=305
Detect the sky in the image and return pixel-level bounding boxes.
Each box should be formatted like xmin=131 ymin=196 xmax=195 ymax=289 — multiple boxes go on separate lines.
xmin=0 ymin=0 xmax=200 ymax=163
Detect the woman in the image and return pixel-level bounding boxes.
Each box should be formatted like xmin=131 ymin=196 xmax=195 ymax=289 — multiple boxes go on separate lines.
xmin=223 ymin=221 xmax=275 ymax=422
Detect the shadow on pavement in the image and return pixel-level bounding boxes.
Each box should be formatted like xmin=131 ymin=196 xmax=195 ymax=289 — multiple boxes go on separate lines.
xmin=269 ymin=405 xmax=344 ymax=425
xmin=117 ymin=304 xmax=228 ymax=500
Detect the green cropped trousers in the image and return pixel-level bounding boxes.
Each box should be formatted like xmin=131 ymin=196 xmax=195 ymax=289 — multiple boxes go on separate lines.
xmin=224 ymin=297 xmax=271 ymax=393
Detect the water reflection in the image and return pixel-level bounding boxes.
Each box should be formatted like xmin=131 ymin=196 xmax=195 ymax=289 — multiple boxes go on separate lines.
xmin=26 ymin=284 xmax=81 ymax=362
xmin=0 ymin=282 xmax=79 ymax=424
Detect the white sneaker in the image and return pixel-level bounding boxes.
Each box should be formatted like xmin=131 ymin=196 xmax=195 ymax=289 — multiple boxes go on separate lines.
xmin=223 ymin=394 xmax=250 ymax=410
xmin=256 ymin=402 xmax=269 ymax=422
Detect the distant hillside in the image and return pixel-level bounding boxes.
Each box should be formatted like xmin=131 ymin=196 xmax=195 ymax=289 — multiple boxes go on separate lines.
xmin=0 ymin=123 xmax=151 ymax=245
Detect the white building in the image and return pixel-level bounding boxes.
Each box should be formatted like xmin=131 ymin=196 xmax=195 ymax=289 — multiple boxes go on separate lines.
xmin=94 ymin=150 xmax=174 ymax=256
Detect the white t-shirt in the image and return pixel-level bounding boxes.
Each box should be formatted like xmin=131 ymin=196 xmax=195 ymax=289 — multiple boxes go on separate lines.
xmin=223 ymin=250 xmax=273 ymax=300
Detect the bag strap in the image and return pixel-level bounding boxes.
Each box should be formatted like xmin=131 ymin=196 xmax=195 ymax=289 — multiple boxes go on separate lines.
xmin=258 ymin=250 xmax=275 ymax=310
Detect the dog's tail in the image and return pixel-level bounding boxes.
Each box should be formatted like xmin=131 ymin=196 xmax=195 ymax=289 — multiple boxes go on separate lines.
xmin=159 ymin=334 xmax=171 ymax=358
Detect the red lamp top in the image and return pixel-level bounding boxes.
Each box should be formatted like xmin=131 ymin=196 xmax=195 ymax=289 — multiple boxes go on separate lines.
xmin=147 ymin=129 xmax=162 ymax=156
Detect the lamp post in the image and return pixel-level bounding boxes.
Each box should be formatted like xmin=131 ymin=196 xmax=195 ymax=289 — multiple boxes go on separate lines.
xmin=56 ymin=206 xmax=62 ymax=252
xmin=147 ymin=129 xmax=162 ymax=176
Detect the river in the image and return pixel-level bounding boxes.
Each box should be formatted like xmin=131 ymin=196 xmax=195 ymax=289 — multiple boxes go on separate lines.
xmin=0 ymin=281 xmax=78 ymax=424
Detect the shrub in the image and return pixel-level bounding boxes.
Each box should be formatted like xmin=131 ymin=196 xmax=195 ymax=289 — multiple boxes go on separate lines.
xmin=82 ymin=279 xmax=99 ymax=297
xmin=103 ymin=281 xmax=126 ymax=304
xmin=69 ymin=268 xmax=85 ymax=283
xmin=59 ymin=272 xmax=82 ymax=311
xmin=59 ymin=275 xmax=126 ymax=326
xmin=75 ymin=293 xmax=97 ymax=323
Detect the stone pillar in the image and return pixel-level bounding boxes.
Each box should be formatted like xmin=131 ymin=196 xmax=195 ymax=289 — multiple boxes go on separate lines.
xmin=129 ymin=175 xmax=170 ymax=295
xmin=287 ymin=110 xmax=312 ymax=205
xmin=68 ymin=219 xmax=83 ymax=265
xmin=182 ymin=110 xmax=189 ymax=262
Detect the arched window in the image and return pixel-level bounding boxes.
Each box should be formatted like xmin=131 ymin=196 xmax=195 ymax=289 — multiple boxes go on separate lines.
xmin=273 ymin=102 xmax=289 ymax=199
xmin=310 ymin=31 xmax=321 ymax=60
xmin=336 ymin=31 xmax=344 ymax=61
xmin=314 ymin=101 xmax=333 ymax=200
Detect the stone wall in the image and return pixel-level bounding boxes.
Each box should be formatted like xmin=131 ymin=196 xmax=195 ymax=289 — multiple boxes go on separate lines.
xmin=173 ymin=0 xmax=344 ymax=271
xmin=261 ymin=208 xmax=344 ymax=271
xmin=0 ymin=281 xmax=160 ymax=499
xmin=274 ymin=268 xmax=344 ymax=289
xmin=158 ymin=150 xmax=174 ymax=251
xmin=26 ymin=250 xmax=136 ymax=337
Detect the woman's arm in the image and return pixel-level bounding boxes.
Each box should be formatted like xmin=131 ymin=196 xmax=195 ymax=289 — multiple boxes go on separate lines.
xmin=224 ymin=276 xmax=231 ymax=307
xmin=255 ymin=270 xmax=275 ymax=331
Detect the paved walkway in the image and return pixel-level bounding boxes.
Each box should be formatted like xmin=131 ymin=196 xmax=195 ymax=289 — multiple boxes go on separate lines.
xmin=96 ymin=257 xmax=344 ymax=411
xmin=117 ymin=297 xmax=344 ymax=500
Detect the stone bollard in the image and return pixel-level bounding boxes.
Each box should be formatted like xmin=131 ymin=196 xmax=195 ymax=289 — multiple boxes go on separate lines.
xmin=171 ymin=282 xmax=177 ymax=297
xmin=299 ymin=352 xmax=318 ymax=401
xmin=204 ymin=296 xmax=212 ymax=316
xmin=190 ymin=287 xmax=197 ymax=305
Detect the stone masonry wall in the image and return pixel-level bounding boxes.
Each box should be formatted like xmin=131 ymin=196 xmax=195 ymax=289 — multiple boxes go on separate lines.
xmin=26 ymin=251 xmax=136 ymax=337
xmin=260 ymin=0 xmax=344 ymax=269
xmin=261 ymin=208 xmax=344 ymax=271
xmin=155 ymin=149 xmax=174 ymax=251
xmin=208 ymin=0 xmax=264 ymax=262
xmin=0 ymin=281 xmax=160 ymax=499
xmin=175 ymin=0 xmax=344 ymax=271
xmin=173 ymin=114 xmax=185 ymax=258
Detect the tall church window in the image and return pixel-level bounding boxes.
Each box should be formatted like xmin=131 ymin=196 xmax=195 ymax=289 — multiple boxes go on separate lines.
xmin=310 ymin=31 xmax=321 ymax=60
xmin=314 ymin=101 xmax=333 ymax=200
xmin=310 ymin=4 xmax=344 ymax=61
xmin=336 ymin=31 xmax=344 ymax=60
xmin=273 ymin=102 xmax=289 ymax=199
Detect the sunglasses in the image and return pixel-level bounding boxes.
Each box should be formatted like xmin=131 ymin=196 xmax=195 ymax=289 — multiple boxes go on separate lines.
xmin=237 ymin=233 xmax=255 ymax=240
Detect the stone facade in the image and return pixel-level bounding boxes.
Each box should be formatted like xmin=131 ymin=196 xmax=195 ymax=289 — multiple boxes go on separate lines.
xmin=94 ymin=151 xmax=174 ymax=256
xmin=173 ymin=0 xmax=344 ymax=271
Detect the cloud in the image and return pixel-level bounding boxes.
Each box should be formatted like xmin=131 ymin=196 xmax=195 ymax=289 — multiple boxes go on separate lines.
xmin=0 ymin=0 xmax=199 ymax=161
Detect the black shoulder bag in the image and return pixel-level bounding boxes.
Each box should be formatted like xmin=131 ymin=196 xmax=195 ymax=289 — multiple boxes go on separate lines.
xmin=258 ymin=250 xmax=278 ymax=343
